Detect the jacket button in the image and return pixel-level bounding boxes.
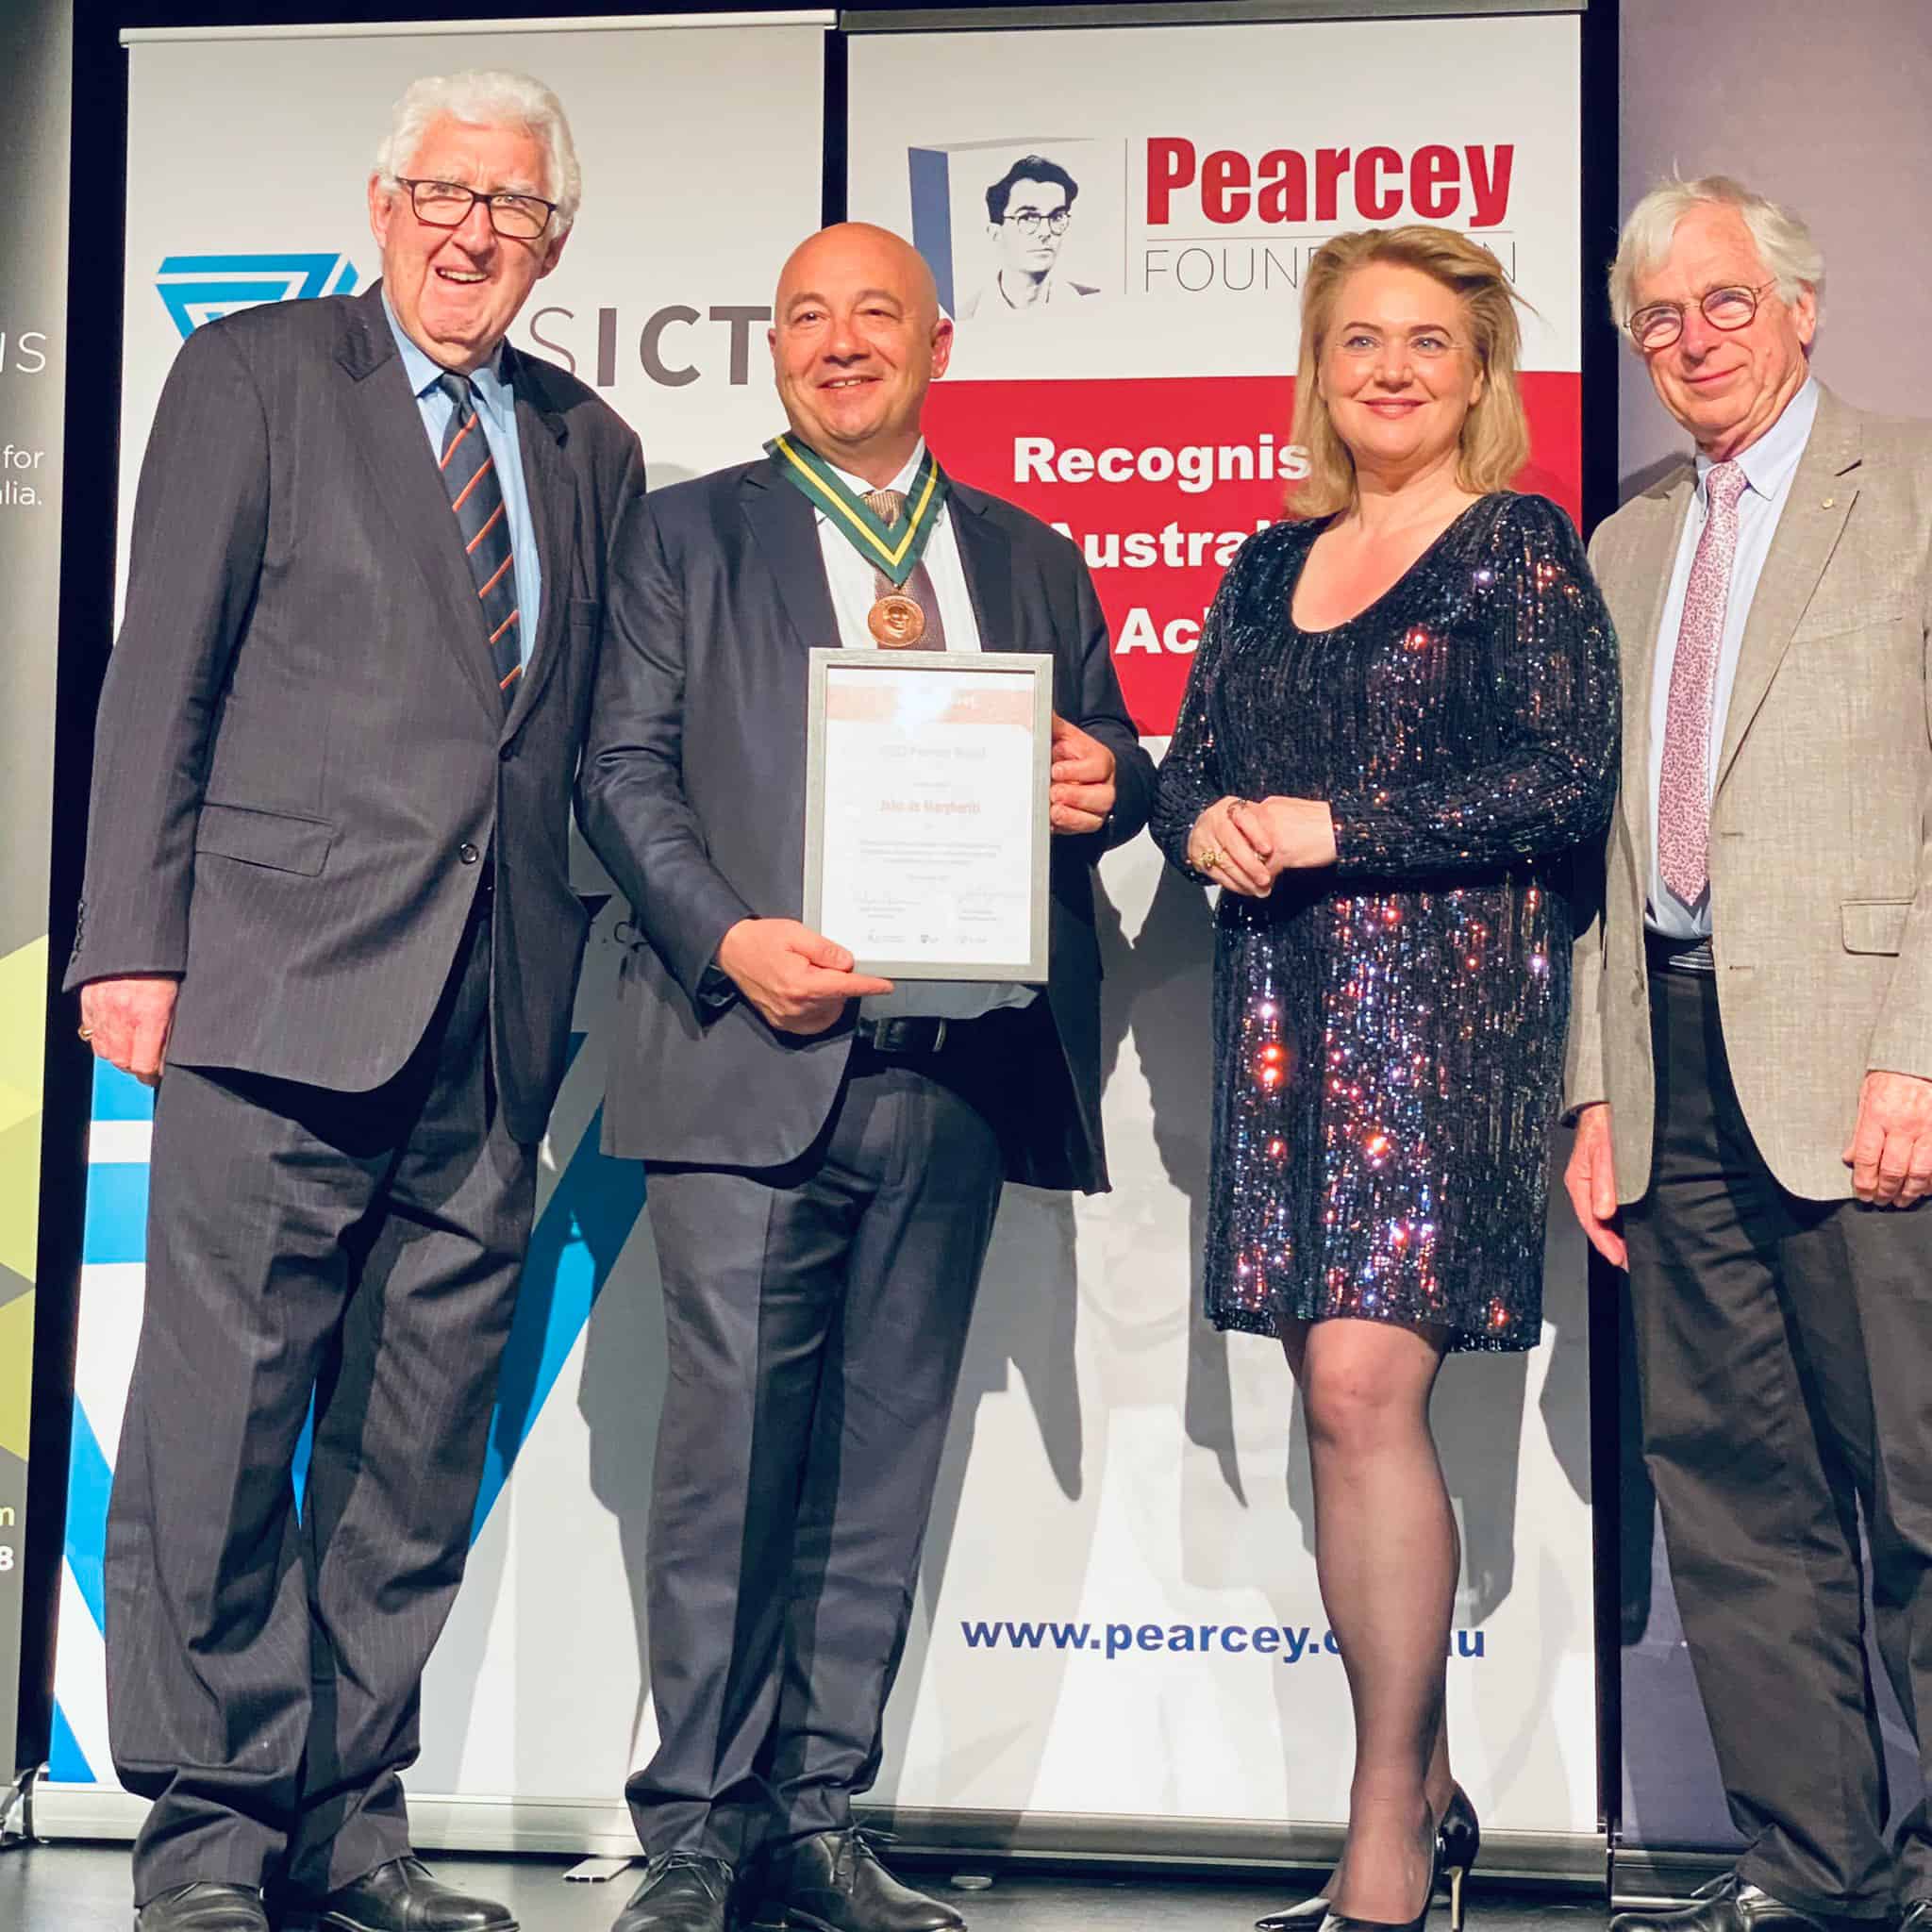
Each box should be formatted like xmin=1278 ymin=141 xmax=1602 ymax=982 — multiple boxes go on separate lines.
xmin=459 ymin=842 xmax=480 ymax=864
xmin=499 ymin=742 xmax=515 ymax=762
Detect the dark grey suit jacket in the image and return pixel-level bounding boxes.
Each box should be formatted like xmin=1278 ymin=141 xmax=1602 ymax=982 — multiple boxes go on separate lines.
xmin=66 ymin=282 xmax=645 ymax=1144
xmin=577 ymin=453 xmax=1155 ymax=1193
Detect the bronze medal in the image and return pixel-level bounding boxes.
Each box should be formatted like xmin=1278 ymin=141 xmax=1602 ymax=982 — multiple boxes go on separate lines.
xmin=867 ymin=592 xmax=926 ymax=647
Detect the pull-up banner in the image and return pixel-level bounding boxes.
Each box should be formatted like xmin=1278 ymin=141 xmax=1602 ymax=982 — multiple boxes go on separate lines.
xmin=48 ymin=11 xmax=828 ymax=1848
xmin=846 ymin=9 xmax=1598 ymax=1855
xmin=0 ymin=0 xmax=72 ymax=1792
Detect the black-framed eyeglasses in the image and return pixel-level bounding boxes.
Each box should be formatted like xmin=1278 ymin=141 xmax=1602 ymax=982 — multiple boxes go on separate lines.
xmin=1625 ymin=278 xmax=1780 ymax=352
xmin=392 ymin=176 xmax=558 ymax=242
xmin=1003 ymin=208 xmax=1072 ymax=238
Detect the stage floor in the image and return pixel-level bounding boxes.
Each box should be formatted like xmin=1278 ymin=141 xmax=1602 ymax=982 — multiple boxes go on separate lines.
xmin=1 ymin=1844 xmax=1613 ymax=1932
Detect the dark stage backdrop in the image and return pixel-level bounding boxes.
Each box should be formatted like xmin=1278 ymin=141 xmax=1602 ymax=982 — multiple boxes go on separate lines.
xmin=1612 ymin=0 xmax=1932 ymax=1884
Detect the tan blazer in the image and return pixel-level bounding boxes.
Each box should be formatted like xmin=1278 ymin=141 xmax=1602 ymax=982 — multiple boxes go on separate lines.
xmin=1566 ymin=384 xmax=1932 ymax=1202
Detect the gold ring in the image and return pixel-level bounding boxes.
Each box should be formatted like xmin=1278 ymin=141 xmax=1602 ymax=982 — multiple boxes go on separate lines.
xmin=77 ymin=1025 xmax=93 ymax=1041
xmin=1200 ymin=848 xmax=1222 ymax=870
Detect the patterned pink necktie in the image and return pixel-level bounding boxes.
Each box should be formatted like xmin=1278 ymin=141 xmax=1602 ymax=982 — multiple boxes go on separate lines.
xmin=1657 ymin=460 xmax=1749 ymax=907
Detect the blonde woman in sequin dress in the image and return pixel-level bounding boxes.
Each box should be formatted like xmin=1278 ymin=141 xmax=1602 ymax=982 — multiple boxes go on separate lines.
xmin=1151 ymin=227 xmax=1619 ymax=1932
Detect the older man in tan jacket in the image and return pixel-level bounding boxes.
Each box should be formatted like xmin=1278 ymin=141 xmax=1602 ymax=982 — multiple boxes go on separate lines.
xmin=1568 ymin=176 xmax=1932 ymax=1932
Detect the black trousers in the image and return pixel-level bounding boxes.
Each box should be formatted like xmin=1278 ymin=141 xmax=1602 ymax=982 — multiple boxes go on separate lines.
xmin=1625 ymin=966 xmax=1932 ymax=1915
xmin=107 ymin=905 xmax=536 ymax=1905
xmin=628 ymin=1042 xmax=1008 ymax=1864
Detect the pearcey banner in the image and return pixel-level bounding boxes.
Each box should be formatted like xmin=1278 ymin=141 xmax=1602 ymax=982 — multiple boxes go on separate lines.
xmin=846 ymin=11 xmax=1599 ymax=1844
xmin=51 ymin=13 xmax=827 ymax=1846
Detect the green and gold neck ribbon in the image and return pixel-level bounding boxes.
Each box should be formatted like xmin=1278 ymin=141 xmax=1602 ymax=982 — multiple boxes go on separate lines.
xmin=765 ymin=433 xmax=951 ymax=589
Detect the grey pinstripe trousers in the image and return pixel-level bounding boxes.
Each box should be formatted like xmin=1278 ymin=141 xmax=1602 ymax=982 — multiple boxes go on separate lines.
xmin=106 ymin=904 xmax=535 ymax=1905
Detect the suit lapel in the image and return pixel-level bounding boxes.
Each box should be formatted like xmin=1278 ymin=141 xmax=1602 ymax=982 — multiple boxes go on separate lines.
xmin=742 ymin=458 xmax=840 ymax=650
xmin=948 ymin=483 xmax=1024 ymax=655
xmin=1616 ymin=470 xmax=1697 ymax=882
xmin=336 ymin=286 xmax=500 ymax=725
xmin=503 ymin=356 xmax=577 ymax=735
xmin=1714 ymin=391 xmax=1861 ymax=791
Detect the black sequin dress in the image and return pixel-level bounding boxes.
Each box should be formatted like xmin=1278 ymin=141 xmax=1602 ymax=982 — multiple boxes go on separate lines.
xmin=1151 ymin=492 xmax=1619 ymax=1352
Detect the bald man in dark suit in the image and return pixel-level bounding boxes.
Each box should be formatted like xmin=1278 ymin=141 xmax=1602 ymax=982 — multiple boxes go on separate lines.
xmin=579 ymin=223 xmax=1151 ymax=1932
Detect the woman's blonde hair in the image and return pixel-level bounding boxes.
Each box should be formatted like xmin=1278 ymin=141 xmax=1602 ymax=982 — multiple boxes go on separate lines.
xmin=1289 ymin=225 xmax=1531 ymax=518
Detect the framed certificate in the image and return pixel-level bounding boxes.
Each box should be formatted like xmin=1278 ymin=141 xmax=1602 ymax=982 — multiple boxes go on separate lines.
xmin=804 ymin=648 xmax=1053 ymax=981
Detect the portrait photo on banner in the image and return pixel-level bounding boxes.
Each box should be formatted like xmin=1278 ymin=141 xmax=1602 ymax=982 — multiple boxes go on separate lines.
xmin=910 ymin=136 xmax=1123 ymax=325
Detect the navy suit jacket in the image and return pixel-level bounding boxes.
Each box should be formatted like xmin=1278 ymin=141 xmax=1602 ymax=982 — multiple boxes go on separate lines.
xmin=578 ymin=452 xmax=1154 ymax=1192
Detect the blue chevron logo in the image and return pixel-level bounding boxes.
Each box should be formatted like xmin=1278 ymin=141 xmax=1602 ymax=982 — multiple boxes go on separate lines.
xmin=156 ymin=252 xmax=359 ymax=339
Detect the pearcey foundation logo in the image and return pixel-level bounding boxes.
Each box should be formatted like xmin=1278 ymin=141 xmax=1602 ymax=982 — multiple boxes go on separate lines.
xmin=909 ymin=135 xmax=1523 ymax=313
xmin=156 ymin=253 xmax=359 ymax=340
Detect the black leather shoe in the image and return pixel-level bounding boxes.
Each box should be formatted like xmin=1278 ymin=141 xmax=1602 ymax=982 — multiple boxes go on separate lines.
xmin=136 ymin=1884 xmax=272 ymax=1932
xmin=299 ymin=1857 xmax=515 ymax=1931
xmin=613 ymin=1853 xmax=736 ymax=1932
xmin=1610 ymin=1874 xmax=1833 ymax=1932
xmin=759 ymin=1830 xmax=963 ymax=1932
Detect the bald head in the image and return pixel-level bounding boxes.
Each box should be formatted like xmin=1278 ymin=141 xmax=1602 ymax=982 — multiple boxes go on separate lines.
xmin=768 ymin=222 xmax=954 ymax=489
xmin=774 ymin=222 xmax=941 ymax=328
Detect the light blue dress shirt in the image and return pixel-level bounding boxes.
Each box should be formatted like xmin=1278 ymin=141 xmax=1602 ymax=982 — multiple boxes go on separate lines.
xmin=1644 ymin=377 xmax=1819 ymax=939
xmin=382 ymin=293 xmax=541 ymax=665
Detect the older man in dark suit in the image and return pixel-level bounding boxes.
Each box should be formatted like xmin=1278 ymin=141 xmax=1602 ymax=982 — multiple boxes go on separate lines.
xmin=66 ymin=70 xmax=642 ymax=1932
xmin=578 ymin=222 xmax=1151 ymax=1932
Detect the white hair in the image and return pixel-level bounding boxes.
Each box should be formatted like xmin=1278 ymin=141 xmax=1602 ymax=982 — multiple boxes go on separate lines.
xmin=375 ymin=69 xmax=582 ymax=234
xmin=1608 ymin=174 xmax=1824 ymax=327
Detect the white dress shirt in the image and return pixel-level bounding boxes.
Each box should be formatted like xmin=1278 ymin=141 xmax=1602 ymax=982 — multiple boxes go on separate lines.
xmin=1645 ymin=378 xmax=1820 ymax=939
xmin=814 ymin=441 xmax=1038 ymax=1023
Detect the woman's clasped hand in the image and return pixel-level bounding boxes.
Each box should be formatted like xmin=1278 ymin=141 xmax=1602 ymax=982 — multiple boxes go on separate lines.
xmin=1189 ymin=793 xmax=1339 ymax=893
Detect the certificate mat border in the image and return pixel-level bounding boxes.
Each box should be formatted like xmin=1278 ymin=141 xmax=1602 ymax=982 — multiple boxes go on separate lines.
xmin=804 ymin=648 xmax=1053 ymax=981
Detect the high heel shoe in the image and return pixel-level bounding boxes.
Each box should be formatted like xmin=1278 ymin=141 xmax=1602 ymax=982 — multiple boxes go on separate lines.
xmin=1436 ymin=1786 xmax=1479 ymax=1932
xmin=1256 ymin=1788 xmax=1477 ymax=1932
xmin=1317 ymin=1833 xmax=1441 ymax=1932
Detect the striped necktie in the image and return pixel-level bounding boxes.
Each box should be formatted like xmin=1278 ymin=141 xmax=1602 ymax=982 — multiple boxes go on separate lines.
xmin=437 ymin=371 xmax=522 ymax=708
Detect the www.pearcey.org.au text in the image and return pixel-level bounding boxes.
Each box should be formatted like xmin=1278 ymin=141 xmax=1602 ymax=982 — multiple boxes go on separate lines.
xmin=960 ymin=1619 xmax=1490 ymax=1662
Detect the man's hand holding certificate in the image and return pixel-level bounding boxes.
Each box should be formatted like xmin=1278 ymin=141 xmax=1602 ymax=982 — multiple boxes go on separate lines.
xmin=1048 ymin=713 xmax=1119 ymax=835
xmin=716 ymin=917 xmax=893 ymax=1037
